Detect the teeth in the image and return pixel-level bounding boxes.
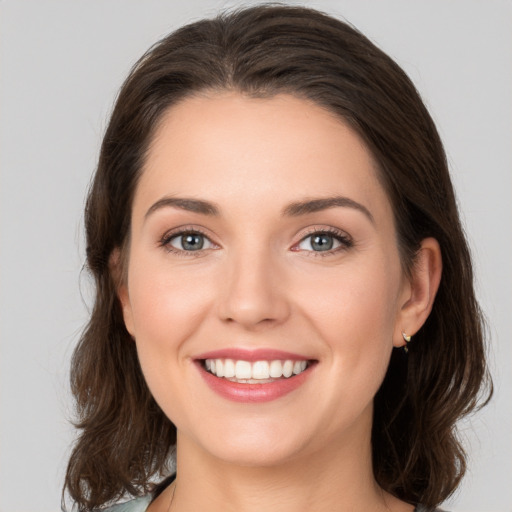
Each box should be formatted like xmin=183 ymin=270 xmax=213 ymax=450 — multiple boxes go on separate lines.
xmin=204 ymin=358 xmax=309 ymax=380
xmin=224 ymin=359 xmax=235 ymax=378
xmin=283 ymin=360 xmax=294 ymax=378
xmin=235 ymin=360 xmax=252 ymax=379
xmin=269 ymin=360 xmax=283 ymax=378
xmin=252 ymin=361 xmax=270 ymax=379
xmin=293 ymin=361 xmax=307 ymax=374
xmin=216 ymin=359 xmax=224 ymax=378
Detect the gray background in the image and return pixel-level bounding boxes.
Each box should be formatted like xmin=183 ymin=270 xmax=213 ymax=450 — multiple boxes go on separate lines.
xmin=1 ymin=1 xmax=510 ymax=511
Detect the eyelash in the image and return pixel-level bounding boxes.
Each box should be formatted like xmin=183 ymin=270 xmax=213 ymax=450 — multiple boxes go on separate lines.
xmin=293 ymin=227 xmax=353 ymax=257
xmin=159 ymin=226 xmax=216 ymax=257
xmin=159 ymin=226 xmax=353 ymax=257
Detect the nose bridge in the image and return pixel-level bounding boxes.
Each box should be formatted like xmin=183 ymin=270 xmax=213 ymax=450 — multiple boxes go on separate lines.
xmin=218 ymin=240 xmax=289 ymax=328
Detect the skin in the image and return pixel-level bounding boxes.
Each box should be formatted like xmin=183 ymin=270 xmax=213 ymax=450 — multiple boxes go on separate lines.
xmin=118 ymin=92 xmax=442 ymax=512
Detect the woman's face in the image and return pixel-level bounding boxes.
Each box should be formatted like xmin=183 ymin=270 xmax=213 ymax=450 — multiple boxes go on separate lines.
xmin=120 ymin=92 xmax=412 ymax=466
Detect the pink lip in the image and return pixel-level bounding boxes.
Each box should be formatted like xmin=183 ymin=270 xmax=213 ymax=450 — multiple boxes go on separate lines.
xmin=194 ymin=348 xmax=310 ymax=362
xmin=194 ymin=351 xmax=316 ymax=403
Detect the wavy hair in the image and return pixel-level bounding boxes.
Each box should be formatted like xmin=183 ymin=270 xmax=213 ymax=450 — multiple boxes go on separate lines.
xmin=64 ymin=5 xmax=492 ymax=510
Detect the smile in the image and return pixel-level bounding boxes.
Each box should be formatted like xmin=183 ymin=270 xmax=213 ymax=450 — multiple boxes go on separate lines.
xmin=194 ymin=349 xmax=316 ymax=403
xmin=204 ymin=358 xmax=309 ymax=382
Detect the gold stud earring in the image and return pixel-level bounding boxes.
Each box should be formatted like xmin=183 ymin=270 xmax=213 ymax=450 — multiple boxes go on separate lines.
xmin=402 ymin=331 xmax=412 ymax=353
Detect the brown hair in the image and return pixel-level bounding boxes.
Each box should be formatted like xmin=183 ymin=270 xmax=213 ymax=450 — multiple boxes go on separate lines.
xmin=64 ymin=5 xmax=492 ymax=510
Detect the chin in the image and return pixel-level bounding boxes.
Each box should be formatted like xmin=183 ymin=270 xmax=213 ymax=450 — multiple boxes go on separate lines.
xmin=209 ymin=435 xmax=308 ymax=468
xmin=179 ymin=415 xmax=314 ymax=468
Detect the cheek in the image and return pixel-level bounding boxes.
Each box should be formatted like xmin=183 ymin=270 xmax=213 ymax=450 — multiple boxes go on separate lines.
xmin=125 ymin=258 xmax=215 ymax=400
xmin=292 ymin=256 xmax=401 ymax=386
xmin=296 ymin=258 xmax=400 ymax=339
xmin=125 ymin=277 xmax=211 ymax=434
xmin=127 ymin=257 xmax=213 ymax=344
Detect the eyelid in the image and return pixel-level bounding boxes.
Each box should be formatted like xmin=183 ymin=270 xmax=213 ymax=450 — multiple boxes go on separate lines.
xmin=159 ymin=225 xmax=219 ymax=255
xmin=291 ymin=226 xmax=353 ymax=255
xmin=158 ymin=224 xmax=352 ymax=256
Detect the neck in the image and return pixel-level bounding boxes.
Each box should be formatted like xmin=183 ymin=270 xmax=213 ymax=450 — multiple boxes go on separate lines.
xmin=155 ymin=422 xmax=411 ymax=512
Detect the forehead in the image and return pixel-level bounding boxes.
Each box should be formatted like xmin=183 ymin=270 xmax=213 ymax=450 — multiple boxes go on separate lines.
xmin=135 ymin=92 xmax=391 ymax=222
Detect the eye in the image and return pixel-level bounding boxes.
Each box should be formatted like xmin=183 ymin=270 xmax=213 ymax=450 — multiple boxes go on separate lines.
xmin=295 ymin=229 xmax=352 ymax=253
xmin=162 ymin=230 xmax=216 ymax=253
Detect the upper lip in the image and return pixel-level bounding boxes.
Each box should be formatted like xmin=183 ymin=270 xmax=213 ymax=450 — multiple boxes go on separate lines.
xmin=194 ymin=348 xmax=313 ymax=362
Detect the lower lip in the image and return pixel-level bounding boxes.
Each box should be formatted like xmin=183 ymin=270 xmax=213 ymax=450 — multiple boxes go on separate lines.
xmin=196 ymin=362 xmax=314 ymax=403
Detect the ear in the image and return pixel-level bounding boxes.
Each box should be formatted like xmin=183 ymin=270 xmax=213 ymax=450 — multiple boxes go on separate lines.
xmin=110 ymin=248 xmax=135 ymax=338
xmin=393 ymin=237 xmax=442 ymax=348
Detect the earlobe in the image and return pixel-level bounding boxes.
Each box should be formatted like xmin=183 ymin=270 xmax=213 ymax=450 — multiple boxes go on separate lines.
xmin=394 ymin=237 xmax=442 ymax=347
xmin=118 ymin=283 xmax=135 ymax=337
xmin=109 ymin=249 xmax=135 ymax=337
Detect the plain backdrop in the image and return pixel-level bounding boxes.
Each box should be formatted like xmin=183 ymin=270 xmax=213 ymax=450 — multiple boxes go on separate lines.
xmin=1 ymin=1 xmax=510 ymax=511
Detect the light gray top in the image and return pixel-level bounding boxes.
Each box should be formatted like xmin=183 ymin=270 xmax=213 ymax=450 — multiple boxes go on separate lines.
xmin=101 ymin=495 xmax=446 ymax=512
xmin=102 ymin=495 xmax=152 ymax=512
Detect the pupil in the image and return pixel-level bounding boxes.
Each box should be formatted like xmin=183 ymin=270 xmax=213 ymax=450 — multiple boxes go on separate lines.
xmin=312 ymin=234 xmax=333 ymax=251
xmin=182 ymin=234 xmax=203 ymax=250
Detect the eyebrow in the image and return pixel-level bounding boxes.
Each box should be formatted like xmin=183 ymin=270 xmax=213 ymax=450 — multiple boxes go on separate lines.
xmin=145 ymin=195 xmax=374 ymax=223
xmin=282 ymin=196 xmax=374 ymax=223
xmin=145 ymin=197 xmax=220 ymax=219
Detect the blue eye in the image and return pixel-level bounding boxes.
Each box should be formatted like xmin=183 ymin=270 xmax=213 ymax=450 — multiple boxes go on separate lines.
xmin=297 ymin=231 xmax=351 ymax=253
xmin=166 ymin=232 xmax=215 ymax=252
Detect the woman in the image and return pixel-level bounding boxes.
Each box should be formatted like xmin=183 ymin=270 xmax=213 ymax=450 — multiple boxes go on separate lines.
xmin=63 ymin=5 xmax=491 ymax=512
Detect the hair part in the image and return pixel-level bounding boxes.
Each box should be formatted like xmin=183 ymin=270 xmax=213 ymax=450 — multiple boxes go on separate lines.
xmin=64 ymin=5 xmax=492 ymax=510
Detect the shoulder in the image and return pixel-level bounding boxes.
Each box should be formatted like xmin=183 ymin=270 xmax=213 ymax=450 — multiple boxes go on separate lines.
xmin=415 ymin=506 xmax=449 ymax=512
xmin=100 ymin=495 xmax=153 ymax=512
xmin=97 ymin=474 xmax=174 ymax=512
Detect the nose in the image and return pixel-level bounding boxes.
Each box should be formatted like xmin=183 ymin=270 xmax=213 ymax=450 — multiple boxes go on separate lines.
xmin=217 ymin=248 xmax=291 ymax=330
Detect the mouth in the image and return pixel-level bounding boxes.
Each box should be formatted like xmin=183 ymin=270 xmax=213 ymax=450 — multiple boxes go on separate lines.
xmin=194 ymin=349 xmax=317 ymax=402
xmin=202 ymin=358 xmax=310 ymax=383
